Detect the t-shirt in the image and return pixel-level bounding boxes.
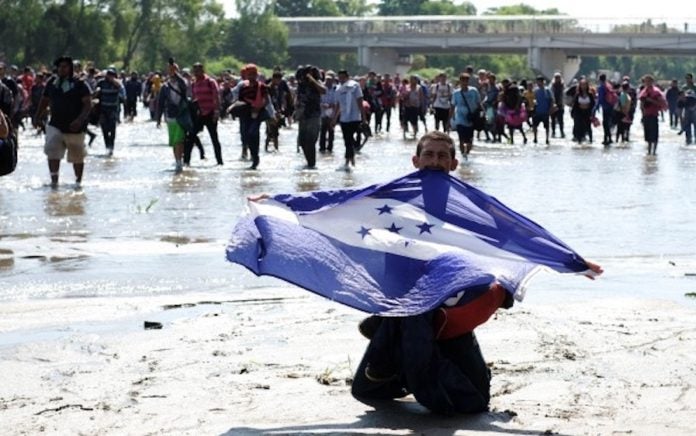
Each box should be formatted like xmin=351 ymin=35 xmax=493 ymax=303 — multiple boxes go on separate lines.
xmin=451 ymin=86 xmax=481 ymax=127
xmin=431 ymin=83 xmax=452 ymax=109
xmin=43 ymin=75 xmax=91 ymax=133
xmin=191 ymin=75 xmax=219 ymax=116
xmin=534 ymin=87 xmax=553 ymax=115
xmin=295 ymin=81 xmax=321 ymax=120
xmin=97 ymin=78 xmax=122 ymax=112
xmin=335 ymin=80 xmax=363 ymax=123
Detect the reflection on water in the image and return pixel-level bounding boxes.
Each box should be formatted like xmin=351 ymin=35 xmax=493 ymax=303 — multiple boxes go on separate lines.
xmin=642 ymin=155 xmax=659 ymax=177
xmin=44 ymin=191 xmax=86 ymax=217
xmin=1 ymin=112 xmax=696 ymax=303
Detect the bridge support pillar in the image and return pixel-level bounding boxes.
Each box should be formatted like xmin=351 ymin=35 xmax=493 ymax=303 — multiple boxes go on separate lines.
xmin=528 ymin=48 xmax=581 ymax=83
xmin=358 ymin=47 xmax=412 ymax=76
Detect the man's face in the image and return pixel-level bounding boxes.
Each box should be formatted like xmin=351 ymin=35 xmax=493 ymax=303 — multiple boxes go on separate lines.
xmin=460 ymin=77 xmax=469 ymax=88
xmin=57 ymin=61 xmax=71 ymax=79
xmin=412 ymin=139 xmax=457 ymax=172
xmin=193 ymin=66 xmax=204 ymax=79
xmin=338 ymin=73 xmax=348 ymax=84
xmin=439 ymin=75 xmax=447 ymax=85
xmin=687 ymin=75 xmax=693 ymax=83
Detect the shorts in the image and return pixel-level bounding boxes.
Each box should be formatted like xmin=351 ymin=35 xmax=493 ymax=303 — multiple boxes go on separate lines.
xmin=167 ymin=120 xmax=186 ymax=147
xmin=456 ymin=124 xmax=474 ymax=144
xmin=532 ymin=113 xmax=549 ymax=128
xmin=44 ymin=125 xmax=87 ymax=163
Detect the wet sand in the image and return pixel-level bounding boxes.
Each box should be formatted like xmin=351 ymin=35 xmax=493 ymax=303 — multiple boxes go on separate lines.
xmin=1 ymin=291 xmax=695 ymax=435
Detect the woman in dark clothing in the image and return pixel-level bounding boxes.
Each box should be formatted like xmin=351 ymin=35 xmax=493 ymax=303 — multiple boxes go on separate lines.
xmin=571 ymin=79 xmax=596 ymax=144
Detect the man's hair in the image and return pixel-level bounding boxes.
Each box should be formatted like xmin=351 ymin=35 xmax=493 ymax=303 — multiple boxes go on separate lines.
xmin=687 ymin=73 xmax=694 ymax=80
xmin=416 ymin=131 xmax=456 ymax=158
xmin=337 ymin=69 xmax=349 ymax=76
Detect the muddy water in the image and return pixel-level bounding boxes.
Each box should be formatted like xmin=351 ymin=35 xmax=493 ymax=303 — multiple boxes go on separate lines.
xmin=1 ymin=112 xmax=695 ymax=304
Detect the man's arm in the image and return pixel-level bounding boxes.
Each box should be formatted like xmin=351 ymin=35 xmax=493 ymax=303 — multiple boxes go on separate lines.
xmin=69 ymin=93 xmax=92 ymax=133
xmin=306 ymin=74 xmax=326 ymax=95
xmin=33 ymin=95 xmax=50 ymax=128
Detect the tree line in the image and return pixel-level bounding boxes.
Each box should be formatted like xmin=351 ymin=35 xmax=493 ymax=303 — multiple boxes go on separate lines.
xmin=1 ymin=0 xmax=695 ymax=81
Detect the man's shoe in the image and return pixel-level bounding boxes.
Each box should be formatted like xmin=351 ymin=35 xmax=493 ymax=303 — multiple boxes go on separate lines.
xmin=358 ymin=316 xmax=382 ymax=340
xmin=364 ymin=363 xmax=397 ymax=383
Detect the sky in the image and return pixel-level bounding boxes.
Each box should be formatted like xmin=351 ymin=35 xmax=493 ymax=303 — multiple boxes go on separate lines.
xmin=219 ymin=0 xmax=690 ymax=19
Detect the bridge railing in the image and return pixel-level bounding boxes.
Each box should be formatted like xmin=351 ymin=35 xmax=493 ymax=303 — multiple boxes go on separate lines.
xmin=279 ymin=16 xmax=696 ymax=36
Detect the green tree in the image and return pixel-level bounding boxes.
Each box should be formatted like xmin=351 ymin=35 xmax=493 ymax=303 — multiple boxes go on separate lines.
xmin=483 ymin=3 xmax=561 ymax=15
xmin=336 ymin=0 xmax=374 ymax=16
xmin=419 ymin=0 xmax=476 ymax=15
xmin=226 ymin=0 xmax=288 ymax=67
xmin=378 ymin=0 xmax=426 ymax=15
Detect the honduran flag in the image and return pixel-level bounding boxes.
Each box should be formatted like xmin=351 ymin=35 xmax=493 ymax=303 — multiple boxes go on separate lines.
xmin=226 ymin=170 xmax=593 ymax=316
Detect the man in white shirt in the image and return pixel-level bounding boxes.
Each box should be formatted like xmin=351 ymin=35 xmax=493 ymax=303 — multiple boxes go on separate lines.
xmin=332 ymin=69 xmax=366 ymax=172
xmin=430 ymin=73 xmax=452 ymax=132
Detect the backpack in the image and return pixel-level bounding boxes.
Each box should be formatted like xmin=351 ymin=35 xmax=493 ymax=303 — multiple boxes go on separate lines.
xmin=605 ymin=84 xmax=618 ymax=106
xmin=0 ymin=112 xmax=18 ymax=176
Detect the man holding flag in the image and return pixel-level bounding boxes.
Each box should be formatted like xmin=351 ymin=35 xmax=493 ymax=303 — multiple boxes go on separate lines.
xmin=227 ymin=131 xmax=602 ymax=415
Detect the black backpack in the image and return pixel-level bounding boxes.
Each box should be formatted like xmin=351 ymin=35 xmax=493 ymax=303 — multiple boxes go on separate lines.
xmin=0 ymin=112 xmax=18 ymax=176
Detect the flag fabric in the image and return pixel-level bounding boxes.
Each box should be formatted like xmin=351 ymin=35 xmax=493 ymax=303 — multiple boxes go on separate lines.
xmin=226 ymin=170 xmax=591 ymax=316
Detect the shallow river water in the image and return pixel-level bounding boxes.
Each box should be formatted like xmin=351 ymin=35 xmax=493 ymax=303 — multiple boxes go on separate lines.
xmin=1 ymin=111 xmax=696 ymax=306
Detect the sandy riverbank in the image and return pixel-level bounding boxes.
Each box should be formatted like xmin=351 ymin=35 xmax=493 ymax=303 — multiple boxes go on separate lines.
xmin=1 ymin=289 xmax=695 ymax=435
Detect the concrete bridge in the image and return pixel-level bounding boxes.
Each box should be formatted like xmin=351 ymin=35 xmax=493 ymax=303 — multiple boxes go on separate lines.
xmin=280 ymin=16 xmax=696 ymax=80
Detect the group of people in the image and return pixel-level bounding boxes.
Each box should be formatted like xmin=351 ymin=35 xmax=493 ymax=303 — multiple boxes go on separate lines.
xmin=1 ymin=54 xmax=690 ymax=186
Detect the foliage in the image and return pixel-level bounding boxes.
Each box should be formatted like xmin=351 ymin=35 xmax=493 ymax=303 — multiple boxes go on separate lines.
xmin=483 ymin=3 xmax=561 ymax=15
xmin=377 ymin=0 xmax=426 ymax=15
xmin=226 ymin=1 xmax=288 ymax=68
xmin=419 ymin=1 xmax=476 ymax=15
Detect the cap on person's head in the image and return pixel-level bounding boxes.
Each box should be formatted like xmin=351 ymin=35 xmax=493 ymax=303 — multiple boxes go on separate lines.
xmin=244 ymin=63 xmax=258 ymax=74
xmin=337 ymin=69 xmax=349 ymax=76
xmin=106 ymin=67 xmax=117 ymax=76
xmin=536 ymin=75 xmax=545 ymax=81
xmin=554 ymin=72 xmax=561 ymax=78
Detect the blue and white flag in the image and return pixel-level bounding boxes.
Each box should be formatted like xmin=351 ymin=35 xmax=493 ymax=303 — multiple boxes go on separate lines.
xmin=226 ymin=170 xmax=591 ymax=316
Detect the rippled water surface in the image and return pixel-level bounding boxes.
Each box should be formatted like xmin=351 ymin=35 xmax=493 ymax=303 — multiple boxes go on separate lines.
xmin=2 ymin=112 xmax=696 ymax=304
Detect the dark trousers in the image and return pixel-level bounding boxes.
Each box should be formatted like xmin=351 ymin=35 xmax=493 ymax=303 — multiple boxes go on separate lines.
xmin=298 ymin=116 xmax=320 ymax=167
xmin=551 ymin=108 xmax=565 ymax=136
xmin=319 ymin=116 xmax=334 ymax=152
xmin=125 ymin=98 xmax=137 ymax=118
xmin=240 ymin=115 xmax=262 ymax=168
xmin=434 ymin=107 xmax=450 ymax=131
xmin=351 ymin=313 xmax=490 ymax=414
xmin=383 ymin=106 xmax=393 ymax=132
xmin=99 ymin=110 xmax=118 ymax=150
xmin=340 ymin=121 xmax=360 ymax=162
xmin=199 ymin=113 xmax=223 ymax=164
xmin=602 ymin=109 xmax=613 ymax=143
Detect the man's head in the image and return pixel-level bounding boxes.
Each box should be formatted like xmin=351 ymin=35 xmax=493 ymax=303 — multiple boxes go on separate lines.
xmin=412 ymin=131 xmax=458 ymax=172
xmin=438 ymin=73 xmax=447 ymax=85
xmin=459 ymin=73 xmax=470 ymax=88
xmin=686 ymin=73 xmax=694 ymax=83
xmin=536 ymin=75 xmax=545 ymax=87
xmin=244 ymin=63 xmax=258 ymax=82
xmin=553 ymin=72 xmax=562 ymax=84
xmin=54 ymin=56 xmax=74 ymax=79
xmin=337 ymin=69 xmax=349 ymax=84
xmin=106 ymin=67 xmax=117 ymax=81
xmin=644 ymin=74 xmax=655 ymax=87
xmin=193 ymin=62 xmax=205 ymax=79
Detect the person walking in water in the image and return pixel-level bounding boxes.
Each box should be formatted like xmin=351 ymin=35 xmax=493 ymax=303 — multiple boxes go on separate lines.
xmin=33 ymin=56 xmax=92 ymax=189
xmin=95 ymin=68 xmax=123 ymax=157
xmin=156 ymin=61 xmax=190 ymax=173
xmin=191 ymin=62 xmax=223 ymax=165
xmin=638 ymin=74 xmax=667 ymax=156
